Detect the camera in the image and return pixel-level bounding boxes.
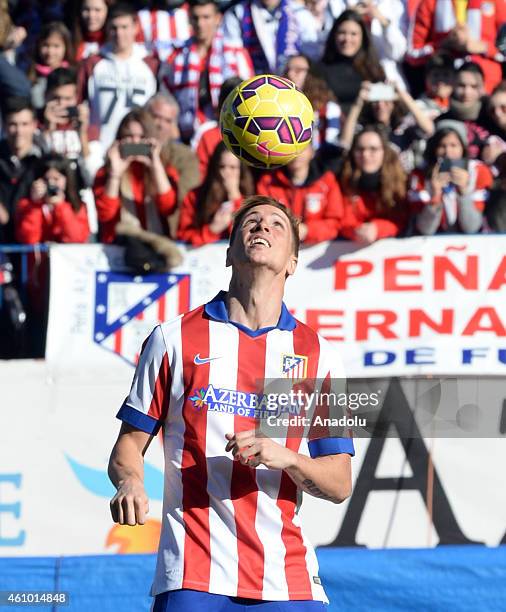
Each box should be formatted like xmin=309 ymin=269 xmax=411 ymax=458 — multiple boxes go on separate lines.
xmin=66 ymin=106 xmax=79 ymax=119
xmin=45 ymin=181 xmax=59 ymax=197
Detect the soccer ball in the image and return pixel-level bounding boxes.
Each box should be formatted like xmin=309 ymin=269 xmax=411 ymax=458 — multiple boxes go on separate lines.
xmin=219 ymin=75 xmax=314 ymax=169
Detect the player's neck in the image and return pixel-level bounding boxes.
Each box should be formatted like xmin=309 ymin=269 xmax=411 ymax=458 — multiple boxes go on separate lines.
xmin=227 ymin=275 xmax=285 ymax=331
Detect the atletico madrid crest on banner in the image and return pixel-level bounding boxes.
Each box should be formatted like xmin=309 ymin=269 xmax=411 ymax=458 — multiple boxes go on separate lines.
xmin=282 ymin=353 xmax=308 ymax=380
xmin=93 ymin=271 xmax=190 ymax=366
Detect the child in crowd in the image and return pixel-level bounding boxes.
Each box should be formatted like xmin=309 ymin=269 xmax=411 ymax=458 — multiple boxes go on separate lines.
xmin=416 ymin=53 xmax=455 ymax=119
xmin=29 ymin=22 xmax=74 ymax=109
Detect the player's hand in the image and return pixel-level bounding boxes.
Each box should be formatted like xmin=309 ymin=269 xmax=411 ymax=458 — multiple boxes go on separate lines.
xmin=298 ymin=222 xmax=308 ymax=241
xmin=225 ymin=430 xmax=297 ymax=470
xmin=110 ymin=477 xmax=149 ymax=526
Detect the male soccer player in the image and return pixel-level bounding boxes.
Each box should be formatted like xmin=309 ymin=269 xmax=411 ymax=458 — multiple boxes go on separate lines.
xmin=108 ymin=195 xmax=354 ymax=611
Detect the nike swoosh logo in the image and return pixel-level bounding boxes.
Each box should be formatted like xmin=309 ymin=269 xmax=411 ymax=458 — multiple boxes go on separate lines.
xmin=256 ymin=141 xmax=289 ymax=157
xmin=194 ymin=354 xmax=222 ymax=365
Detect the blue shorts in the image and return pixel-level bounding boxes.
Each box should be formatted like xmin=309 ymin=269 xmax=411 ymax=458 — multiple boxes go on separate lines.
xmin=152 ymin=589 xmax=327 ymax=612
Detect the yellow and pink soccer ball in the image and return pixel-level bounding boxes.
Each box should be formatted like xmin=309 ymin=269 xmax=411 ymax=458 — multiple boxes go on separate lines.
xmin=219 ymin=75 xmax=314 ymax=169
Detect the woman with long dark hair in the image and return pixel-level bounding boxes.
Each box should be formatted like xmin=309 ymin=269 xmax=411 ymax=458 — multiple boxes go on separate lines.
xmin=339 ymin=125 xmax=407 ymax=243
xmin=177 ymin=142 xmax=255 ymax=246
xmin=317 ymin=9 xmax=385 ymax=114
xmin=408 ymin=122 xmax=493 ymax=235
xmin=16 ymin=154 xmax=89 ymax=243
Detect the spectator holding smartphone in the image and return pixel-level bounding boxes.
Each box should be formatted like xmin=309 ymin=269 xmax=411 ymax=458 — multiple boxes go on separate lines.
xmin=15 ymin=154 xmax=89 ymax=244
xmin=177 ymin=142 xmax=254 ymax=246
xmin=42 ymin=68 xmax=97 ymax=178
xmin=408 ymin=120 xmax=493 ymax=235
xmin=93 ymin=108 xmax=178 ymax=243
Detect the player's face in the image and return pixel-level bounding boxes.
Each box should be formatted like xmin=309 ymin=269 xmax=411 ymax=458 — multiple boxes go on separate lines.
xmin=190 ymin=4 xmax=221 ymax=46
xmin=335 ymin=20 xmax=362 ymax=58
xmin=108 ymin=15 xmax=137 ymax=52
xmin=353 ymin=131 xmax=384 ymax=173
xmin=81 ymin=0 xmax=108 ymax=33
xmin=227 ymin=205 xmax=297 ymax=278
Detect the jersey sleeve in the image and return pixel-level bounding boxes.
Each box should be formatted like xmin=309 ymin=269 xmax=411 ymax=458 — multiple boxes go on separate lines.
xmin=307 ymin=335 xmax=355 ymax=457
xmin=116 ymin=325 xmax=171 ymax=435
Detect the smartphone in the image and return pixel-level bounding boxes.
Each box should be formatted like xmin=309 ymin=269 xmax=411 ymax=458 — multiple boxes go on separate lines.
xmin=66 ymin=106 xmax=79 ymax=119
xmin=439 ymin=158 xmax=467 ymax=172
xmin=368 ymin=83 xmax=396 ymax=102
xmin=119 ymin=142 xmax=152 ymax=158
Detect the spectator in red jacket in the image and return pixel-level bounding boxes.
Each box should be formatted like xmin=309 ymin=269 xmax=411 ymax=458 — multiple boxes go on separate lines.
xmin=16 ymin=154 xmax=89 ymax=244
xmin=338 ymin=125 xmax=407 ymax=243
xmin=93 ymin=108 xmax=178 ymax=243
xmin=408 ymin=120 xmax=493 ymax=234
xmin=256 ymin=143 xmax=343 ymax=244
xmin=406 ymin=0 xmax=506 ymax=93
xmin=177 ymin=142 xmax=254 ymax=246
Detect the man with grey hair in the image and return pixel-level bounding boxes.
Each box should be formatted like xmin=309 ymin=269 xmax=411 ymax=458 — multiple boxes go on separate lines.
xmin=146 ymin=93 xmax=201 ymax=236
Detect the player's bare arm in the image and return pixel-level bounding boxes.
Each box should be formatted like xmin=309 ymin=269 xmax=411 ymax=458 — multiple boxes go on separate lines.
xmin=225 ymin=430 xmax=352 ymax=504
xmin=108 ymin=422 xmax=154 ymax=526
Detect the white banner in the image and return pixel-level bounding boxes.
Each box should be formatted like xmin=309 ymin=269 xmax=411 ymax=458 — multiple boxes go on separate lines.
xmin=46 ymin=236 xmax=506 ymax=377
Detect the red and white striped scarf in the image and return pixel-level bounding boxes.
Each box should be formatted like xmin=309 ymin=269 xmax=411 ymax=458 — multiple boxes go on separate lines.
xmin=163 ymin=32 xmax=253 ymax=137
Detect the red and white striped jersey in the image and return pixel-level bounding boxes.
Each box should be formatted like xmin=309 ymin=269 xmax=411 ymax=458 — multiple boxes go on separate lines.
xmin=136 ymin=7 xmax=191 ymax=61
xmin=117 ymin=291 xmax=354 ymax=602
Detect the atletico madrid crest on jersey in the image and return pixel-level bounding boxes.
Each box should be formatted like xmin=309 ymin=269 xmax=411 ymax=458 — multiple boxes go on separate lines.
xmin=282 ymin=353 xmax=308 ymax=380
xmin=93 ymin=271 xmax=190 ymax=366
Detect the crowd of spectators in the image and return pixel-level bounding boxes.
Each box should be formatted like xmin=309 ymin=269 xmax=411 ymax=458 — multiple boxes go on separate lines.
xmin=1 ymin=0 xmax=506 ymax=249
xmin=1 ymin=0 xmax=506 ymax=354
